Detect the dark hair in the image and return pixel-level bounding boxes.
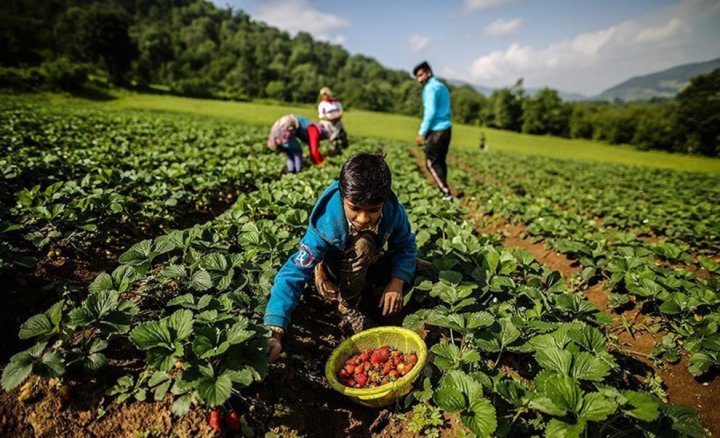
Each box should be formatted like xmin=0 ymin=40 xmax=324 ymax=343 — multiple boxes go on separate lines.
xmin=412 ymin=61 xmax=432 ymax=76
xmin=339 ymin=153 xmax=392 ymax=206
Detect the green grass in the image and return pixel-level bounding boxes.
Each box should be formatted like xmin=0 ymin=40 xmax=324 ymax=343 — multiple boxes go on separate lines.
xmin=24 ymin=91 xmax=720 ymax=173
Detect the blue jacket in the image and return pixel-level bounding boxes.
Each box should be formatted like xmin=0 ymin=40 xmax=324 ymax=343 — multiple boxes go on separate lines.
xmin=264 ymin=181 xmax=417 ymax=329
xmin=419 ymin=76 xmax=452 ymax=136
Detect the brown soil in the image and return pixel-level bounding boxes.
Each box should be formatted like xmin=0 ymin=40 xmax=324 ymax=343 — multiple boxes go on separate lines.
xmin=413 ymin=148 xmax=720 ymax=436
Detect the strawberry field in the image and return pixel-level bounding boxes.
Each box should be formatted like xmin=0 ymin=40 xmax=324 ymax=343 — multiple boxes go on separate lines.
xmin=1 ymin=96 xmax=718 ymax=437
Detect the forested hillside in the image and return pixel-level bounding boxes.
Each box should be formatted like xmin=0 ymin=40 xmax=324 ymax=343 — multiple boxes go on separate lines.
xmin=598 ymin=58 xmax=720 ymax=102
xmin=1 ymin=0 xmax=718 ymax=156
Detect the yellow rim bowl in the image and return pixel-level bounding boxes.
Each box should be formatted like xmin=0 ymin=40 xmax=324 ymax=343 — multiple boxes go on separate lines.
xmin=324 ymin=326 xmax=428 ymax=407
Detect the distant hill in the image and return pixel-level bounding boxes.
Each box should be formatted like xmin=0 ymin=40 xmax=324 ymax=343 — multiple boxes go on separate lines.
xmin=597 ymin=58 xmax=720 ymax=102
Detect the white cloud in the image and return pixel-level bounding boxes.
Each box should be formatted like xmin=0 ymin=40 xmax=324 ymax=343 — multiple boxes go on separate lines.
xmin=463 ymin=0 xmax=520 ymax=12
xmin=466 ymin=1 xmax=710 ymax=94
xmin=484 ymin=18 xmax=522 ymax=37
xmin=634 ymin=18 xmax=683 ymax=43
xmin=409 ymin=34 xmax=431 ymax=53
xmin=253 ymin=0 xmax=349 ymax=37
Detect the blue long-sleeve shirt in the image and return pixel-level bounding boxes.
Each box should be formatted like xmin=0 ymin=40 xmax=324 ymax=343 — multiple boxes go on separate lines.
xmin=419 ymin=76 xmax=452 ymax=136
xmin=264 ymin=181 xmax=417 ymax=329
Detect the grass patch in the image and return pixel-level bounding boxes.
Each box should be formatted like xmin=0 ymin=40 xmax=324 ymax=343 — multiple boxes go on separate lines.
xmin=16 ymin=91 xmax=720 ymax=173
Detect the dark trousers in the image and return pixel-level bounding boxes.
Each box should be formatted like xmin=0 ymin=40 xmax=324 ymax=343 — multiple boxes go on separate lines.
xmin=424 ymin=128 xmax=451 ymax=194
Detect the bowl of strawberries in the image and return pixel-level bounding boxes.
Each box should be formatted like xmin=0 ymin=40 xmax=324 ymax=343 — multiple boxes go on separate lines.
xmin=324 ymin=326 xmax=427 ymax=407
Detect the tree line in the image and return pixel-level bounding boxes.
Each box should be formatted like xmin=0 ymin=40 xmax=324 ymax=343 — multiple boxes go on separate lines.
xmin=1 ymin=0 xmax=717 ymax=157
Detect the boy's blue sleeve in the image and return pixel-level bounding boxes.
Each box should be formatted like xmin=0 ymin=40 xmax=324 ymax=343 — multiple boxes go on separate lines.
xmin=388 ymin=204 xmax=417 ymax=285
xmin=419 ymin=84 xmax=436 ymax=136
xmin=264 ymin=228 xmax=329 ymax=329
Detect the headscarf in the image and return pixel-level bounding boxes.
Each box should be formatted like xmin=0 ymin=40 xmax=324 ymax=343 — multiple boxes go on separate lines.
xmin=267 ymin=115 xmax=299 ymax=149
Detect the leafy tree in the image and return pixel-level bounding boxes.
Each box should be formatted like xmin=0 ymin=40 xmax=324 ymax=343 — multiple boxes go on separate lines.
xmin=70 ymin=3 xmax=137 ymax=84
xmin=675 ymin=68 xmax=720 ymax=156
xmin=489 ymin=88 xmax=523 ymax=131
xmin=521 ymin=88 xmax=570 ymax=136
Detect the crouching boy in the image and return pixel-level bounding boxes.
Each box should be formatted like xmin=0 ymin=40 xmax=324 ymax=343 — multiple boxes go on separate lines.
xmin=265 ymin=153 xmax=416 ymax=362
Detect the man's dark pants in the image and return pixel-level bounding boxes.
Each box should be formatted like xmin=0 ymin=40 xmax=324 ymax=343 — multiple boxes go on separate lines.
xmin=424 ymin=127 xmax=452 ymax=195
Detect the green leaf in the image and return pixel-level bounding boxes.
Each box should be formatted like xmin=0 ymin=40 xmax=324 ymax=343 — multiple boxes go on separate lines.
xmin=434 ymin=386 xmax=466 ymax=412
xmin=431 ymin=343 xmax=461 ymax=370
xmin=535 ymin=347 xmax=572 ymax=375
xmin=19 ymin=300 xmax=64 ymax=341
xmin=579 ymin=392 xmax=617 ymax=422
xmin=688 ymin=351 xmax=717 ymax=377
xmin=1 ymin=359 xmax=34 ymax=391
xmin=461 ymin=398 xmax=497 ymax=438
xmin=441 ymin=370 xmax=484 ymax=401
xmin=154 ymin=380 xmax=171 ymax=401
xmin=568 ymin=326 xmax=606 ymax=354
xmin=160 ymin=265 xmax=187 ymax=280
xmin=172 ymin=393 xmax=193 ymax=417
xmin=190 ymin=269 xmax=212 ymax=291
xmin=571 ymin=352 xmax=611 ymax=381
xmin=439 ymin=270 xmax=463 ymax=285
xmin=543 ymin=375 xmax=583 ymax=415
xmin=464 ymin=312 xmax=495 ymax=330
xmin=527 ymin=395 xmax=567 ymax=416
xmin=663 ymin=404 xmax=706 ymax=438
xmin=168 ymin=309 xmax=194 ymax=340
xmin=167 ymin=294 xmax=195 ymax=308
xmin=83 ymin=352 xmax=107 ymax=372
xmin=89 ymin=273 xmax=114 ymax=293
xmin=200 ymin=253 xmax=228 ymax=271
xmin=620 ymin=391 xmax=660 ymax=422
xmin=545 ymin=419 xmax=583 ymax=438
xmin=223 ymin=367 xmax=255 ymax=387
xmin=193 ymin=328 xmax=230 ymax=359
xmin=131 ymin=321 xmax=173 ymax=350
xmin=196 ymin=374 xmax=232 ymax=407
xmin=148 ymin=371 xmax=170 ymax=387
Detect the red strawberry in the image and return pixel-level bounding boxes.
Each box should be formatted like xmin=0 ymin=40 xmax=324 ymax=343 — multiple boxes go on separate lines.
xmin=355 ymin=373 xmax=368 ymax=387
xmin=382 ymin=362 xmax=394 ymax=375
xmin=208 ymin=410 xmax=222 ymax=431
xmin=399 ymin=362 xmax=414 ymax=375
xmin=225 ymin=410 xmax=241 ymax=431
xmin=338 ymin=369 xmax=349 ymax=379
xmin=406 ymin=353 xmax=418 ymax=365
xmin=360 ymin=349 xmax=371 ymax=361
xmin=344 ymin=363 xmax=356 ymax=374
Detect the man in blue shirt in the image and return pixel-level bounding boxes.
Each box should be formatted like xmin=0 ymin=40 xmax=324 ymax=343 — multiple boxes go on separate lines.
xmin=413 ymin=61 xmax=453 ymax=200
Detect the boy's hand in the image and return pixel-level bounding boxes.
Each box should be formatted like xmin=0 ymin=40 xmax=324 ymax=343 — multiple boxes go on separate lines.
xmin=416 ymin=134 xmax=425 ymax=146
xmin=267 ymin=328 xmax=284 ymax=362
xmin=380 ymin=290 xmax=402 ymax=316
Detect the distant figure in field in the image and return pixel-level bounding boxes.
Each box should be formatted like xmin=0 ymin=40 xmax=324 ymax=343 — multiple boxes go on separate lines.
xmin=413 ymin=61 xmax=453 ymax=201
xmin=267 ymin=114 xmax=326 ymax=172
xmin=480 ymin=131 xmax=488 ymax=151
xmin=318 ymin=87 xmax=348 ymax=155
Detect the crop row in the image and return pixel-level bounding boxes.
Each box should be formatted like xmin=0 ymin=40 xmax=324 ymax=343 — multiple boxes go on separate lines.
xmin=0 ymin=100 xmax=281 ymax=274
xmin=2 ymin=135 xmax=706 ymax=436
xmin=453 ymin=149 xmax=720 ymax=379
xmin=455 ymin=151 xmax=720 ymax=254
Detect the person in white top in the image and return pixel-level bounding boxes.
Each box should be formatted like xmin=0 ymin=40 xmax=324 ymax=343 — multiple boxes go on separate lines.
xmin=317 ymin=87 xmax=348 ymax=155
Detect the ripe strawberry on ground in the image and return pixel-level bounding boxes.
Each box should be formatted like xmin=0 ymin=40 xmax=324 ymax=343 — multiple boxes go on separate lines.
xmin=208 ymin=410 xmax=223 ymax=431
xmin=225 ymin=410 xmax=241 ymax=431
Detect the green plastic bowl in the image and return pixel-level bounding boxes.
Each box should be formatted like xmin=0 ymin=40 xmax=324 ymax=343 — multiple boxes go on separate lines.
xmin=325 ymin=326 xmax=427 ymax=407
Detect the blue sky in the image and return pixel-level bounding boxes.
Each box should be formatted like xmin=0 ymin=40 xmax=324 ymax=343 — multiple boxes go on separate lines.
xmin=211 ymin=0 xmax=720 ymax=95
